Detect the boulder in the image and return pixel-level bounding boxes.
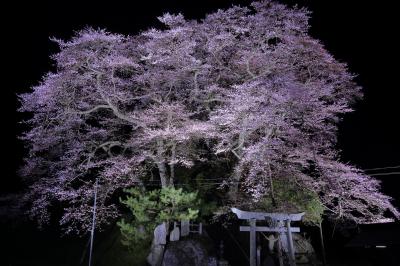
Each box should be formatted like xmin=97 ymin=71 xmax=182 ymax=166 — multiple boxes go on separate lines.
xmin=293 ymin=234 xmax=318 ymax=265
xmin=162 ymin=236 xmax=217 ymax=266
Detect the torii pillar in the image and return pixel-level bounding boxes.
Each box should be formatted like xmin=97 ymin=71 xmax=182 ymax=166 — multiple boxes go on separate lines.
xmin=231 ymin=208 xmax=305 ymax=266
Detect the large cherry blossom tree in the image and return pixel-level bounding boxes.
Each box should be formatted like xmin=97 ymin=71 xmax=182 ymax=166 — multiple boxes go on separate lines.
xmin=19 ymin=0 xmax=398 ymax=234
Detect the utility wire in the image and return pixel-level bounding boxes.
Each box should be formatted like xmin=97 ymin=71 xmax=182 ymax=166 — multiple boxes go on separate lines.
xmin=368 ymin=172 xmax=400 ymax=176
xmin=222 ymin=226 xmax=250 ymax=262
xmin=364 ymin=165 xmax=400 ymax=171
xmin=130 ymin=170 xmax=400 ymax=187
xmin=128 ymin=169 xmax=400 ymax=188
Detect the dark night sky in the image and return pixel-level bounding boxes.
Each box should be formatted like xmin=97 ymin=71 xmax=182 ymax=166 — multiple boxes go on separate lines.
xmin=4 ymin=0 xmax=400 ymax=205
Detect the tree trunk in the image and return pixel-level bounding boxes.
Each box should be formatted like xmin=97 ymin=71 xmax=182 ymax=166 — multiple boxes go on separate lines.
xmin=267 ymin=162 xmax=276 ymax=207
xmin=229 ymin=121 xmax=247 ymax=201
xmin=229 ymin=169 xmax=241 ymax=202
xmin=156 ymin=139 xmax=169 ymax=187
xmin=169 ymin=142 xmax=176 ymax=187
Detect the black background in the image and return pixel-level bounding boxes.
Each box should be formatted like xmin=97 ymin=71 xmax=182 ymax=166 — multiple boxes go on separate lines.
xmin=4 ymin=0 xmax=400 ymax=204
xmin=2 ymin=1 xmax=400 ymax=265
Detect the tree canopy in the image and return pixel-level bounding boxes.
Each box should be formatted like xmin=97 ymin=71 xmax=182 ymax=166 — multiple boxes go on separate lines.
xmin=19 ymin=0 xmax=399 ymax=234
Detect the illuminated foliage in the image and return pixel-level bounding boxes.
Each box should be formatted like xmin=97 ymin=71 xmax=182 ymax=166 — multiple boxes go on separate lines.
xmin=19 ymin=0 xmax=398 ymax=234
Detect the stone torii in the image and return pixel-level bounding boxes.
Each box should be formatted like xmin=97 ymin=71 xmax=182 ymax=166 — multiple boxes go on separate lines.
xmin=231 ymin=208 xmax=305 ymax=266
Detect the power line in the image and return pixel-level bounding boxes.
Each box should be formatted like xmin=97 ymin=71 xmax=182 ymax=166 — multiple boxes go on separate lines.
xmin=133 ymin=181 xmax=239 ymax=187
xmin=223 ymin=226 xmax=250 ymax=262
xmin=364 ymin=165 xmax=400 ymax=171
xmin=368 ymin=172 xmax=400 ymax=176
xmin=129 ymin=170 xmax=400 ymax=187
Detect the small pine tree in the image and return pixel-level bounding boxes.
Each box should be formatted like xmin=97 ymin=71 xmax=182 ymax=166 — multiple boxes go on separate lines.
xmin=117 ymin=187 xmax=200 ymax=250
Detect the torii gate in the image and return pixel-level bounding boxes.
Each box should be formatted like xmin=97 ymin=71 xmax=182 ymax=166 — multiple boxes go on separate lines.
xmin=231 ymin=208 xmax=305 ymax=266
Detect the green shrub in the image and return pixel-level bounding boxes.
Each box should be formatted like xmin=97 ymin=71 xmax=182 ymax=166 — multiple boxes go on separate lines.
xmin=117 ymin=187 xmax=200 ymax=251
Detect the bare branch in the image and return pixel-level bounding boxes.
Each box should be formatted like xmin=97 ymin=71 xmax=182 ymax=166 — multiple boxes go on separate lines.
xmin=67 ymin=105 xmax=112 ymax=115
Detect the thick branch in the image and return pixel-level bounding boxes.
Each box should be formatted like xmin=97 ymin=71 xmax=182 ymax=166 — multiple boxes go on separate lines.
xmin=67 ymin=105 xmax=112 ymax=115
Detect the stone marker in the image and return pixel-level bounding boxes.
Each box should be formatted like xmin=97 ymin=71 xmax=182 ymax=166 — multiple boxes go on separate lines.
xmin=170 ymin=226 xmax=180 ymax=242
xmin=181 ymin=220 xmax=190 ymax=237
xmin=154 ymin=222 xmax=167 ymax=245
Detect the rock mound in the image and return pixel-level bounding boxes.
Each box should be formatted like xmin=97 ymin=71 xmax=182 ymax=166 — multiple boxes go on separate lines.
xmin=162 ymin=236 xmax=217 ymax=266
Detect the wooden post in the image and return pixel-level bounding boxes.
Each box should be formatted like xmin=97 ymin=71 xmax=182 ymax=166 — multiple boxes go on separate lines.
xmin=277 ymin=237 xmax=284 ymax=266
xmin=257 ymin=245 xmax=261 ymax=266
xmin=286 ymin=220 xmax=296 ymax=266
xmin=88 ymin=178 xmax=98 ymax=266
xmin=249 ymin=219 xmax=256 ymax=266
xmin=319 ymin=221 xmax=327 ymax=266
